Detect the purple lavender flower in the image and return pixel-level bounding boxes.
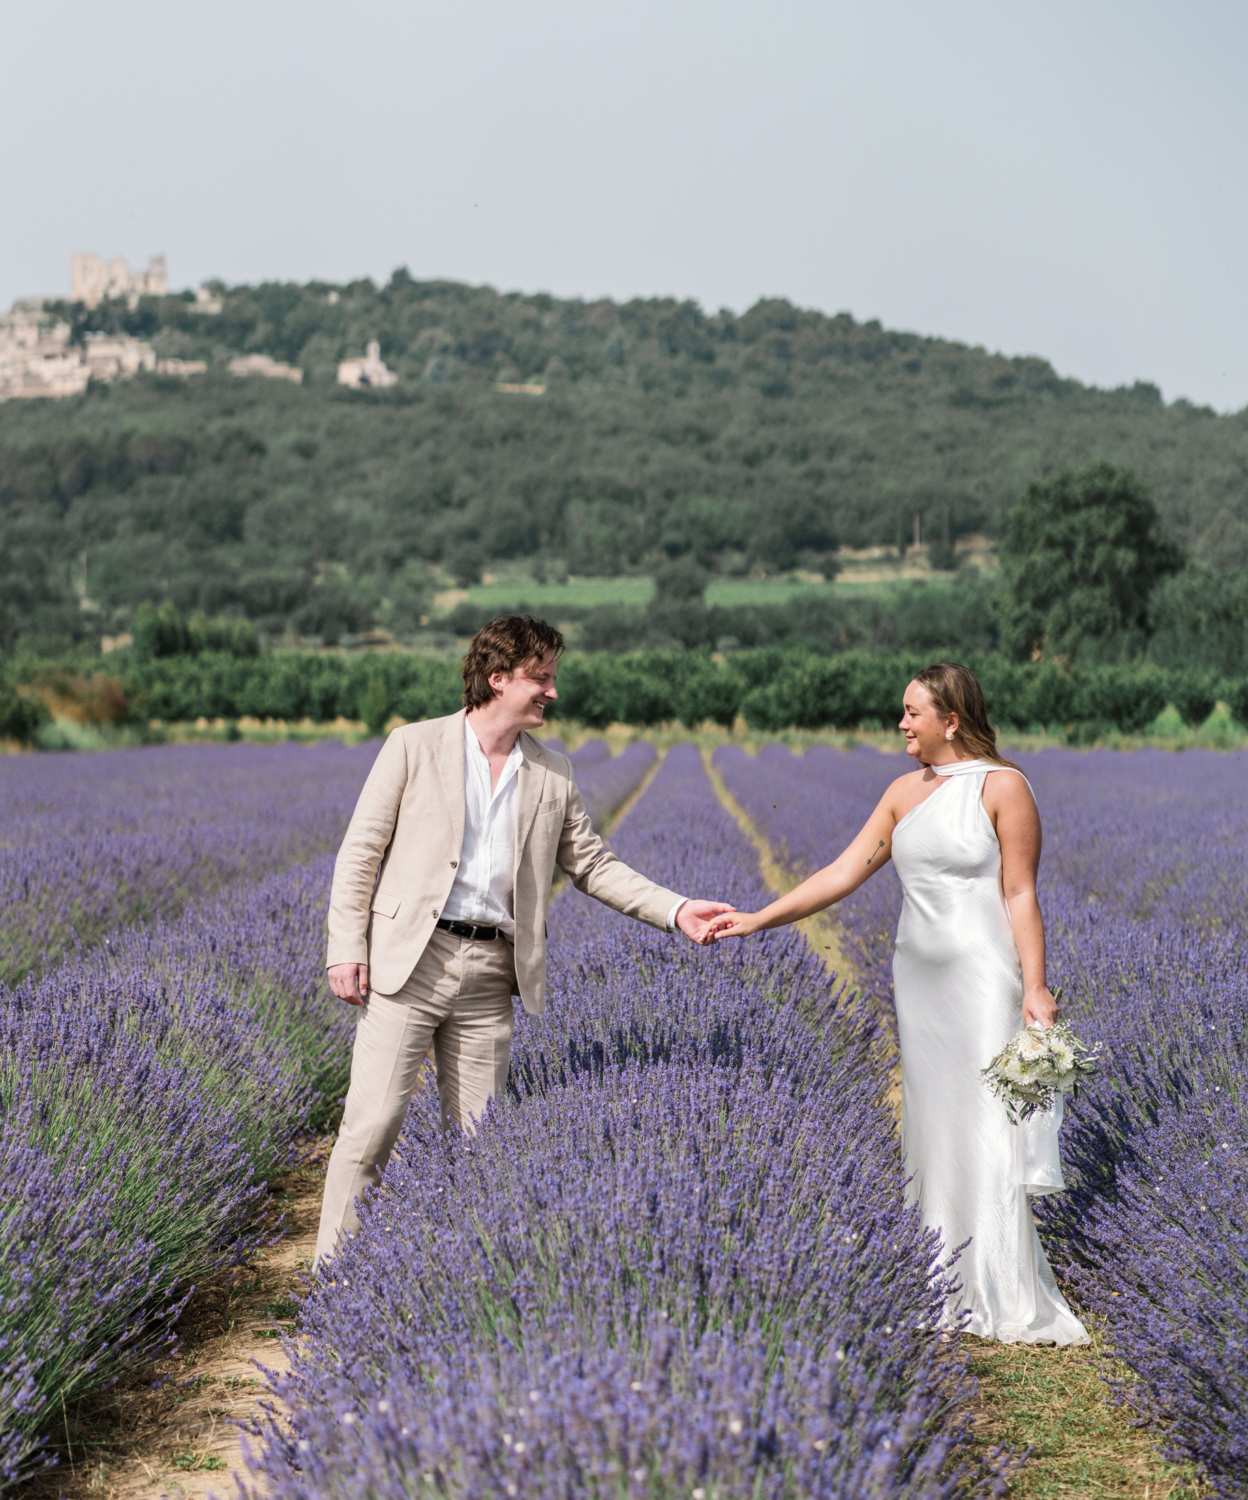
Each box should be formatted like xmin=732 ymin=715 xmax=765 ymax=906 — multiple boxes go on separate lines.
xmin=574 ymin=740 xmax=656 ymax=830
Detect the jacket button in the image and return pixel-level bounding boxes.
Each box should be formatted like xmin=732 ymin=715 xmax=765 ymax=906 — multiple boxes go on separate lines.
xmin=432 ymin=908 xmax=439 ymax=916
xmin=450 ymin=860 xmax=457 ymax=868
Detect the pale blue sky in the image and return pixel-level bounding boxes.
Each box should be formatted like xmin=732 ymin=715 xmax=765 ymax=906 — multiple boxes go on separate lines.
xmin=5 ymin=0 xmax=1246 ymax=409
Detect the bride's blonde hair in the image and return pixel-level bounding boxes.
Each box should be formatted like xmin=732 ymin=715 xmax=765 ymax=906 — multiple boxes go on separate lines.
xmin=913 ymin=662 xmax=1017 ymax=769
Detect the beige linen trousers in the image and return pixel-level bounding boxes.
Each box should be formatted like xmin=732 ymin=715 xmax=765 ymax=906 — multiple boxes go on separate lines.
xmin=315 ymin=711 xmax=681 ymax=1264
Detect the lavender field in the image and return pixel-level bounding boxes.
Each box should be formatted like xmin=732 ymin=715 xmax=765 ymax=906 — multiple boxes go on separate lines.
xmin=717 ymin=743 xmax=1248 ymax=1497
xmin=6 ymin=733 xmax=1243 ymax=1497
xmin=0 ymin=737 xmax=656 ymax=1490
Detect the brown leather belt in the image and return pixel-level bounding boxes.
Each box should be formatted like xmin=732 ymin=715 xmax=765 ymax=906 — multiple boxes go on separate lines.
xmin=436 ymin=917 xmax=499 ymax=941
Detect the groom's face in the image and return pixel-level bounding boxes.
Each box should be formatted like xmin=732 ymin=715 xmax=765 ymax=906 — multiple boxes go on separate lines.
xmin=492 ymin=651 xmax=560 ymax=727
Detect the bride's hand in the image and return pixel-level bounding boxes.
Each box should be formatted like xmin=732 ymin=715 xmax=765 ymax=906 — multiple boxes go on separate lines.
xmin=1023 ymin=986 xmax=1058 ymax=1028
xmin=707 ymin=911 xmax=764 ymax=940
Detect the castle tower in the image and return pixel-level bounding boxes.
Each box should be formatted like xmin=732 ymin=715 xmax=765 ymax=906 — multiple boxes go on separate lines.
xmin=70 ymin=252 xmax=168 ymax=307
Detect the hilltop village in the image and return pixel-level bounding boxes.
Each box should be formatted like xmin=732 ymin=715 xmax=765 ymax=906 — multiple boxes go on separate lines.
xmin=0 ymin=253 xmax=394 ymax=401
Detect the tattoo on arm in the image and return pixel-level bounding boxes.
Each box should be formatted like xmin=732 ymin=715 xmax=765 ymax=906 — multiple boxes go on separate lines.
xmin=866 ymin=839 xmax=885 ymax=866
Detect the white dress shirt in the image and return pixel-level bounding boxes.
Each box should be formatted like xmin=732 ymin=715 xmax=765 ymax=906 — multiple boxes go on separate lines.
xmin=442 ymin=719 xmax=687 ymax=938
xmin=442 ymin=719 xmax=525 ymax=936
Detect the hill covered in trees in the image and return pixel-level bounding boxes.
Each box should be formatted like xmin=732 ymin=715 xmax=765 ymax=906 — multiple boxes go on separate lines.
xmin=2 ymin=269 xmax=1247 ymax=652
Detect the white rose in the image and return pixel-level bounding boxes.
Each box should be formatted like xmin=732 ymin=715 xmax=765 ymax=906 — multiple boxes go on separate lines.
xmin=1018 ymin=1029 xmax=1047 ymax=1062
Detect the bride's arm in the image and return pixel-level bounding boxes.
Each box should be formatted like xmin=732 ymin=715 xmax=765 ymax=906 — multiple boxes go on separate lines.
xmin=988 ymin=771 xmax=1057 ymax=1026
xmin=708 ymin=796 xmax=899 ymax=939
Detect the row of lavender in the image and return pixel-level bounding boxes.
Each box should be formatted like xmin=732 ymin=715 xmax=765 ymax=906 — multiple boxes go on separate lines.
xmin=0 ymin=735 xmax=637 ymax=989
xmin=0 ymin=742 xmax=377 ymax=987
xmin=246 ymin=747 xmax=1010 ymax=1500
xmin=0 ymin=738 xmax=655 ymax=1488
xmin=715 ymin=744 xmax=1248 ymax=1497
xmin=0 ymin=855 xmax=346 ymax=1488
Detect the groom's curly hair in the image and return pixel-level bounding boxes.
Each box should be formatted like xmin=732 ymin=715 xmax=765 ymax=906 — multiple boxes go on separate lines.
xmin=462 ymin=615 xmax=565 ymax=711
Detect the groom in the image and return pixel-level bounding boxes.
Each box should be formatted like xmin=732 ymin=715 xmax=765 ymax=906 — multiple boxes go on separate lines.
xmin=315 ymin=615 xmax=734 ymax=1265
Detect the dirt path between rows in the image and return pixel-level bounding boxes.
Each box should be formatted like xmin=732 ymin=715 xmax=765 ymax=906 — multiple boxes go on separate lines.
xmin=34 ymin=1141 xmax=331 ymax=1500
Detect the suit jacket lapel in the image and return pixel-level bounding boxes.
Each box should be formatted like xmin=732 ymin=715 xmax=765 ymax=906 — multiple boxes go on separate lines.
xmin=433 ymin=709 xmax=467 ymax=854
xmin=513 ymin=732 xmax=548 ymax=879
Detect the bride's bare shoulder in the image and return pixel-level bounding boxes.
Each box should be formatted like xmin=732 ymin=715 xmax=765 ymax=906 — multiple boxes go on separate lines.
xmin=983 ymin=765 xmax=1037 ymax=813
xmin=881 ymin=765 xmax=930 ymax=811
xmin=983 ymin=764 xmax=1031 ymax=792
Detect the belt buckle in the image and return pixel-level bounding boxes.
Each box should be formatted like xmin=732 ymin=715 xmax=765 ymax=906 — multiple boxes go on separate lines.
xmin=450 ymin=920 xmax=474 ymax=939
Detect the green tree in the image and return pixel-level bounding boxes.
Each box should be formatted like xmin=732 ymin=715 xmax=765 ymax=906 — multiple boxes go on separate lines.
xmin=653 ymin=555 xmax=711 ymax=603
xmin=1147 ymin=565 xmax=1248 ymax=677
xmin=0 ymin=675 xmax=49 ymax=742
xmin=650 ymin=556 xmax=713 ymax=648
xmin=358 ymin=675 xmax=393 ymax=738
xmin=132 ymin=601 xmax=189 ymax=658
xmin=993 ymin=462 xmax=1184 ymax=661
xmin=186 ymin=611 xmax=261 ymax=657
xmin=376 ymin=561 xmax=434 ymax=638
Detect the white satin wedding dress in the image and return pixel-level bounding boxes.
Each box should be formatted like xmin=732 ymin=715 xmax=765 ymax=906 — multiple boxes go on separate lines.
xmin=891 ymin=759 xmax=1087 ymax=1344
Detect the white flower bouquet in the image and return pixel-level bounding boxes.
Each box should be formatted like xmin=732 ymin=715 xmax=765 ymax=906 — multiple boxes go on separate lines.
xmin=981 ymin=1014 xmax=1099 ymax=1124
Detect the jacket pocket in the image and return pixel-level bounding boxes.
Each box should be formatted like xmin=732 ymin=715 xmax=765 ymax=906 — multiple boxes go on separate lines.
xmin=536 ymin=798 xmax=562 ymax=815
xmin=371 ymin=893 xmax=402 ymax=919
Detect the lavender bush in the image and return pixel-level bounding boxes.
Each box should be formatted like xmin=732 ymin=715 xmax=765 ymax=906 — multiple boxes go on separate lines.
xmin=715 ymin=742 xmax=1248 ymax=1497
xmin=0 ymin=737 xmax=662 ymax=1487
xmin=244 ymin=748 xmax=1007 ymax=1500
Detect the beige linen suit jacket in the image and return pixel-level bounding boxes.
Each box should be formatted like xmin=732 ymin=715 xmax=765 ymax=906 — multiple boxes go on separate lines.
xmin=325 ymin=711 xmax=682 ymax=1013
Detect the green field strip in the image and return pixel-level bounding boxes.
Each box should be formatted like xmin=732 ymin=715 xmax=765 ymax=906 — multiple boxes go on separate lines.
xmin=451 ymin=572 xmax=973 ymax=616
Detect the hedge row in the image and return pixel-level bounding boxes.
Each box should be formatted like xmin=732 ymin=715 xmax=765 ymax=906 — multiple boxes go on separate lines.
xmin=719 ymin=651 xmax=1237 ymax=735
xmin=115 ymin=651 xmax=464 ymax=734
xmin=95 ymin=648 xmax=1248 ymax=736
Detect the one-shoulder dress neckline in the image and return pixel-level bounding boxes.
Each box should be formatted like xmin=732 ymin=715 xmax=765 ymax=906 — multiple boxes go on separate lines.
xmin=928 ymin=757 xmax=994 ymax=776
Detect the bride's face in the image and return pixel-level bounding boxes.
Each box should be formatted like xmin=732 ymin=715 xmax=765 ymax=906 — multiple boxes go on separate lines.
xmin=900 ymin=680 xmax=954 ymax=762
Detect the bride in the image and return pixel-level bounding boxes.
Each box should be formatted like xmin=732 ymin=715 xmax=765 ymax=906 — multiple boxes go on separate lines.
xmin=710 ymin=662 xmax=1087 ymax=1345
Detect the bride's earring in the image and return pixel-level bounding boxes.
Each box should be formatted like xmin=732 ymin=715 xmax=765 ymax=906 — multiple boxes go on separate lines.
xmin=945 ymin=729 xmax=955 ymax=741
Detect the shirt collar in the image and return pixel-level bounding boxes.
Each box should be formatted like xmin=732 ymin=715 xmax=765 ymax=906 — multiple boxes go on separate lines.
xmin=465 ymin=718 xmax=524 ymax=797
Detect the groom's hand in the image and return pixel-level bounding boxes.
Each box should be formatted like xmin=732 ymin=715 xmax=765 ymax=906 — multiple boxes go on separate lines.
xmin=676 ymin=900 xmax=738 ymax=946
xmin=328 ymin=962 xmax=370 ymax=1005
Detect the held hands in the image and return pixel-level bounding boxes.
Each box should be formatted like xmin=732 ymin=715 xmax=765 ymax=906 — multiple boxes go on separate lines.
xmin=1022 ymin=985 xmax=1058 ymax=1028
xmin=676 ymin=900 xmax=739 ymax=946
xmin=328 ymin=962 xmax=370 ymax=1006
xmin=706 ymin=910 xmax=765 ymax=941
